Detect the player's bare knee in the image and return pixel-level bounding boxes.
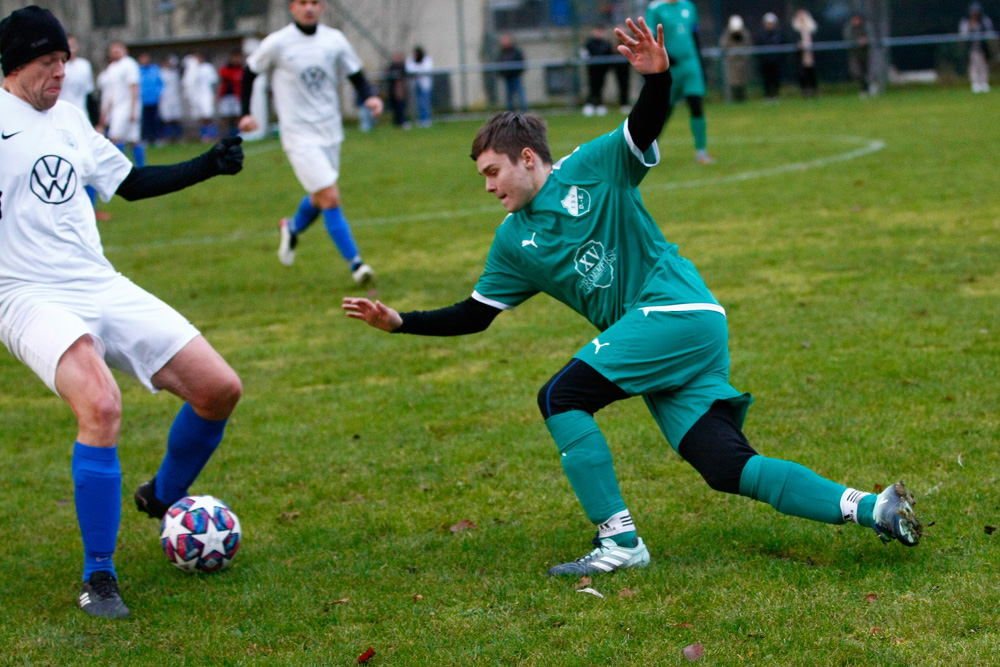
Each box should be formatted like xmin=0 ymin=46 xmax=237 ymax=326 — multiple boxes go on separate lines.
xmin=199 ymin=373 xmax=242 ymax=419
xmin=76 ymin=391 xmax=123 ymax=435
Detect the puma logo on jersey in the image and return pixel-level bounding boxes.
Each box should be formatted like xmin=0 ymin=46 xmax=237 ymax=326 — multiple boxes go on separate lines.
xmin=592 ymin=338 xmax=610 ymax=354
xmin=522 ymin=232 xmax=538 ymax=248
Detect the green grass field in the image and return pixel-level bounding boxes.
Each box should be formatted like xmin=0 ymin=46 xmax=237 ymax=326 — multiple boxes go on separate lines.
xmin=1 ymin=87 xmax=998 ymax=665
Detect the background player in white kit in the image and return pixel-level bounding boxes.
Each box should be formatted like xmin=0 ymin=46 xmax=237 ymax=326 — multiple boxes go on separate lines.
xmin=99 ymin=41 xmax=145 ymax=166
xmin=238 ymin=0 xmax=383 ymax=285
xmin=58 ymin=33 xmax=104 ymax=213
xmin=0 ymin=5 xmax=245 ymax=619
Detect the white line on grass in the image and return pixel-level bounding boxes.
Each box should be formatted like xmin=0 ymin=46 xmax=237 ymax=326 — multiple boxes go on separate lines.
xmin=103 ymin=135 xmax=884 ymax=253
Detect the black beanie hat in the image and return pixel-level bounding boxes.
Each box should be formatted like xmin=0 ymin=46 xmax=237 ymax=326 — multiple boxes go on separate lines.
xmin=0 ymin=5 xmax=71 ymax=76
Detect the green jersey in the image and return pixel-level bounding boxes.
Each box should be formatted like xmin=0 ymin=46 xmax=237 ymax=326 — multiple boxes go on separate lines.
xmin=646 ymin=0 xmax=701 ymax=66
xmin=473 ymin=121 xmax=719 ymax=333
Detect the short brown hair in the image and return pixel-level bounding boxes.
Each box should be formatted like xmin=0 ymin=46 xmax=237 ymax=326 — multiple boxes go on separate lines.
xmin=470 ymin=111 xmax=553 ymax=165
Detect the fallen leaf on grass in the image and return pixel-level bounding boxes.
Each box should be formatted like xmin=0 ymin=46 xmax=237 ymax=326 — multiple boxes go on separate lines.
xmin=683 ymin=643 xmax=704 ymax=661
xmin=278 ymin=512 xmax=300 ymax=524
xmin=865 ymin=593 xmax=878 ymax=603
xmin=873 ymin=483 xmax=885 ymax=493
xmin=576 ymin=587 xmax=604 ymax=599
xmin=985 ymin=525 xmax=996 ymax=535
xmin=450 ymin=519 xmax=476 ymax=533
xmin=576 ymin=576 xmax=592 ymax=589
xmin=357 ymin=646 xmax=376 ymax=663
xmin=413 ymin=594 xmax=423 ymax=601
xmin=870 ymin=627 xmax=883 ymax=635
xmin=675 ymin=622 xmax=693 ymax=629
xmin=325 ymin=599 xmax=350 ymax=606
xmin=619 ymin=588 xmax=634 ymax=598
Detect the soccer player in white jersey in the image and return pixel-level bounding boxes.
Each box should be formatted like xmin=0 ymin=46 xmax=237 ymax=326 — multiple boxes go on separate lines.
xmin=99 ymin=41 xmax=145 ymax=166
xmin=344 ymin=17 xmax=921 ymax=576
xmin=238 ymin=0 xmax=383 ymax=284
xmin=0 ymin=5 xmax=245 ymax=619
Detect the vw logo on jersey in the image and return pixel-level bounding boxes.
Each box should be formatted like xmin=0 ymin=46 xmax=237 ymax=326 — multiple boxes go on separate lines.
xmin=560 ymin=185 xmax=591 ymax=217
xmin=30 ymin=155 xmax=77 ymax=204
xmin=574 ymin=240 xmax=616 ymax=293
xmin=300 ymin=66 xmax=329 ymax=94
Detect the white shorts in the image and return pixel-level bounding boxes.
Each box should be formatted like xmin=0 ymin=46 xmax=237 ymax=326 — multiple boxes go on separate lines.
xmin=0 ymin=276 xmax=199 ymax=395
xmin=284 ymin=142 xmax=341 ymax=194
xmin=107 ymin=105 xmax=140 ymax=143
xmin=218 ymin=95 xmax=241 ymax=118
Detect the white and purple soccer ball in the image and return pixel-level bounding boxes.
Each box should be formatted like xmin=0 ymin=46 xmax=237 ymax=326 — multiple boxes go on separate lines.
xmin=160 ymin=495 xmax=241 ymax=573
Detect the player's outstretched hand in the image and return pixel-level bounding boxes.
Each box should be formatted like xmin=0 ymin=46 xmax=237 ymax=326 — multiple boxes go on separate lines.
xmin=206 ymin=136 xmax=244 ymax=175
xmin=342 ymin=297 xmax=403 ymax=332
xmin=615 ymin=17 xmax=668 ymax=75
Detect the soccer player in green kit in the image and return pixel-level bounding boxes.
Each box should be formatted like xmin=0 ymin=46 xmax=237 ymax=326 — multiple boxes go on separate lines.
xmin=645 ymin=0 xmax=715 ymax=163
xmin=343 ymin=17 xmax=921 ymax=576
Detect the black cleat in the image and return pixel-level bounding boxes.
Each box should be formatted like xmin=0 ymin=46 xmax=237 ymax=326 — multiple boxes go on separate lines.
xmin=134 ymin=479 xmax=171 ymax=520
xmin=79 ymin=571 xmax=130 ymax=619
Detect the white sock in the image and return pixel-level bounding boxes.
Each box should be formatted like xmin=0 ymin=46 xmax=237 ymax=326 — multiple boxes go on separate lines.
xmin=597 ymin=509 xmax=635 ymax=539
xmin=840 ymin=488 xmax=872 ymax=524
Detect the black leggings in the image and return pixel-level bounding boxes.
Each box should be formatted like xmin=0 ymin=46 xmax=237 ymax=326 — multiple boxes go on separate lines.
xmin=539 ymin=359 xmax=756 ymax=496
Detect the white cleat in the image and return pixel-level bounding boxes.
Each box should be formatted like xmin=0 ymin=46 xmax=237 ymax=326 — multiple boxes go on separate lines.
xmin=351 ymin=263 xmax=374 ymax=285
xmin=547 ymin=536 xmax=650 ymax=576
xmin=277 ymin=218 xmax=297 ymax=266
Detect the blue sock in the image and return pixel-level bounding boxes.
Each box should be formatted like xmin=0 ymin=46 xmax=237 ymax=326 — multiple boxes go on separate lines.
xmin=154 ymin=403 xmax=227 ymax=506
xmin=132 ymin=143 xmax=146 ymax=167
xmin=72 ymin=442 xmax=121 ymax=581
xmin=85 ymin=185 xmax=97 ymax=207
xmin=322 ymin=207 xmax=361 ymax=264
xmin=291 ymin=196 xmax=320 ymax=234
xmin=113 ymin=142 xmax=126 ymax=155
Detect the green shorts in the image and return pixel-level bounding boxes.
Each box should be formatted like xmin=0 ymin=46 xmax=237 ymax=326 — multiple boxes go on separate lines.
xmin=669 ymin=60 xmax=706 ymax=103
xmin=574 ymin=307 xmax=752 ymax=449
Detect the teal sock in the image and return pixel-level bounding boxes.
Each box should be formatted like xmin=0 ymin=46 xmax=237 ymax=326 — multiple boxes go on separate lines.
xmin=738 ymin=455 xmax=849 ymax=524
xmin=545 ymin=410 xmax=632 ymax=545
xmin=690 ymin=116 xmax=707 ymax=151
xmin=857 ymin=495 xmax=876 ymax=528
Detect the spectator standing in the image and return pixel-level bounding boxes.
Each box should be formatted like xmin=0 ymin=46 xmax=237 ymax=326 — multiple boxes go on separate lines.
xmin=843 ymin=13 xmax=872 ymax=97
xmin=405 ymin=45 xmax=434 ymax=128
xmin=217 ymin=52 xmax=244 ymax=136
xmin=756 ymin=12 xmax=785 ymax=102
xmin=960 ymin=3 xmax=995 ymax=93
xmin=385 ymin=51 xmax=410 ymax=128
xmin=613 ymin=30 xmax=632 ymax=112
xmin=183 ymin=53 xmax=218 ymax=142
xmin=99 ymin=41 xmax=145 ymax=166
xmin=580 ymin=26 xmax=615 ymax=116
xmin=158 ymin=55 xmax=183 ymax=143
xmin=497 ymin=34 xmax=527 ymax=112
xmin=719 ymin=15 xmax=752 ymax=102
xmin=138 ymin=52 xmax=162 ymax=145
xmin=60 ymin=34 xmax=94 ymax=113
xmin=792 ymin=9 xmax=818 ymax=97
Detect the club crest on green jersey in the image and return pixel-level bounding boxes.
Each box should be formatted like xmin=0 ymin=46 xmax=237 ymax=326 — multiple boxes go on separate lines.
xmin=560 ymin=185 xmax=591 ymax=217
xmin=575 ymin=240 xmax=616 ymax=293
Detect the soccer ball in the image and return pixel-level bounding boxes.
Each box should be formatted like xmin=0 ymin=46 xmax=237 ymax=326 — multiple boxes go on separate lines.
xmin=160 ymin=495 xmax=241 ymax=573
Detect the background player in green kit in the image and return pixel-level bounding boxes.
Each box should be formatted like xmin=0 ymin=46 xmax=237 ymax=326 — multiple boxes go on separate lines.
xmin=343 ymin=17 xmax=921 ymax=576
xmin=645 ymin=0 xmax=715 ymax=164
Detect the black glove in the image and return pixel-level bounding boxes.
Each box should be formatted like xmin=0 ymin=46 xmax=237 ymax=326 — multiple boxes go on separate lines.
xmin=205 ymin=136 xmax=244 ymax=175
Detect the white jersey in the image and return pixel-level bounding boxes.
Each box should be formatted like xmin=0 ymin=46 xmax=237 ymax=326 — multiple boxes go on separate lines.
xmin=246 ymin=23 xmax=363 ymax=148
xmin=102 ymin=55 xmax=141 ymax=118
xmin=158 ymin=66 xmax=183 ymax=121
xmin=0 ymin=89 xmax=133 ymax=294
xmin=60 ymin=57 xmax=95 ymax=112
